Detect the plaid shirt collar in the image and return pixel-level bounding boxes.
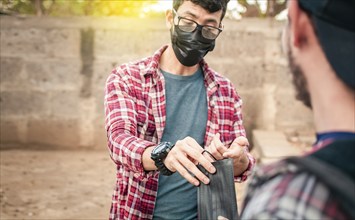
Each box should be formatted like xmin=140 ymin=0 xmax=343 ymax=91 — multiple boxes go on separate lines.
xmin=143 ymin=45 xmax=220 ymax=97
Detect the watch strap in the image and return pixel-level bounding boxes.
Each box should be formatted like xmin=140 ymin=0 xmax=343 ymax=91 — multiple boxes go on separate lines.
xmin=151 ymin=142 xmax=175 ymax=176
xmin=155 ymin=159 xmax=174 ymax=176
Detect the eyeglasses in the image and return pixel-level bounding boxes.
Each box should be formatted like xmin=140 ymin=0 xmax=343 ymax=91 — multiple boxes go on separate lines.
xmin=173 ymin=9 xmax=223 ymax=40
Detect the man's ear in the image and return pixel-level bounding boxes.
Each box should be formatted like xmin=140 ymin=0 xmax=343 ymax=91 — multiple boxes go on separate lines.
xmin=288 ymin=0 xmax=314 ymax=49
xmin=165 ymin=9 xmax=174 ymax=29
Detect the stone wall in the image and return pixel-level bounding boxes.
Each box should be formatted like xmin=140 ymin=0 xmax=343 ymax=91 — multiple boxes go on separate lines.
xmin=0 ymin=16 xmax=314 ymax=149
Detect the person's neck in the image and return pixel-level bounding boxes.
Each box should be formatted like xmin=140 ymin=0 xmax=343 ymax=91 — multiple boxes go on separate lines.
xmin=160 ymin=44 xmax=199 ymax=76
xmin=313 ymin=92 xmax=355 ymax=133
xmin=306 ymin=58 xmax=355 ymax=133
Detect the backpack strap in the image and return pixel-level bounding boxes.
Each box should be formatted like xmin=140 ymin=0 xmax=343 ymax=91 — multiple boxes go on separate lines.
xmin=285 ymin=139 xmax=355 ymax=219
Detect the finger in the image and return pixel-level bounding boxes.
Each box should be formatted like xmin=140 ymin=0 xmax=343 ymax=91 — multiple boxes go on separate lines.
xmin=201 ymin=150 xmax=215 ymax=162
xmin=183 ymin=144 xmax=216 ymax=174
xmin=213 ymin=133 xmax=228 ymax=154
xmin=233 ymin=136 xmax=249 ymax=147
xmin=184 ymin=136 xmax=203 ymax=150
xmin=187 ymin=155 xmax=199 ymax=165
xmin=192 ymin=151 xmax=216 ymax=174
xmin=183 ymin=137 xmax=216 ymax=174
xmin=223 ymin=145 xmax=245 ymax=158
xmin=177 ymin=154 xmax=211 ymax=185
xmin=208 ymin=139 xmax=224 ymax=160
xmin=171 ymin=159 xmax=201 ymax=186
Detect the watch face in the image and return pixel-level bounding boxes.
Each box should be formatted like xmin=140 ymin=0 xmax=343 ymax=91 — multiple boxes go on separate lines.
xmin=152 ymin=142 xmax=170 ymax=154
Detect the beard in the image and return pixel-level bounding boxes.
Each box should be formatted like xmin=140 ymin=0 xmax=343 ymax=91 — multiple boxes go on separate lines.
xmin=286 ymin=38 xmax=312 ymax=109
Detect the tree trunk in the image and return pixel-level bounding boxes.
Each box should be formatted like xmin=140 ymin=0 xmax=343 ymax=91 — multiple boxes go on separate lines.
xmin=266 ymin=0 xmax=276 ymax=17
xmin=33 ymin=0 xmax=43 ymax=16
xmin=267 ymin=0 xmax=287 ymax=17
xmin=237 ymin=0 xmax=261 ymax=17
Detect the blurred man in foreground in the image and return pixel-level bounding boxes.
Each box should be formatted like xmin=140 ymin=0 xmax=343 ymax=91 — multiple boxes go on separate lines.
xmin=241 ymin=0 xmax=355 ymax=219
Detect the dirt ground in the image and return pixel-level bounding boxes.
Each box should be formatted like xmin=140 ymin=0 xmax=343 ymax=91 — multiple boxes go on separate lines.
xmin=0 ymin=148 xmax=250 ymax=220
xmin=0 ymin=149 xmax=116 ymax=220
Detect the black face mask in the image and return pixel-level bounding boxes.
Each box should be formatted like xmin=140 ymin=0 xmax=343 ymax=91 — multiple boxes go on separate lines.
xmin=171 ymin=25 xmax=216 ymax=67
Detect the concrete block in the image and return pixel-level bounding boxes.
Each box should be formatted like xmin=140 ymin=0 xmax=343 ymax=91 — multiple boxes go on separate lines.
xmin=95 ymin=30 xmax=134 ymax=59
xmin=28 ymin=118 xmax=80 ymax=148
xmin=262 ymin=23 xmax=284 ymax=39
xmin=92 ymin=61 xmax=114 ymax=91
xmin=25 ymin=59 xmax=81 ymax=91
xmin=95 ymin=29 xmax=169 ymax=60
xmin=94 ymin=116 xmax=107 ymax=150
xmin=94 ymin=89 xmax=105 ymax=116
xmin=245 ymin=84 xmax=278 ymax=131
xmin=0 ymin=91 xmax=50 ymax=117
xmin=211 ymin=30 xmax=265 ymax=59
xmin=77 ymin=98 xmax=95 ymax=148
xmin=237 ymin=90 xmax=264 ymax=143
xmin=252 ymin=129 xmax=302 ymax=159
xmin=207 ymin=58 xmax=265 ymax=90
xmin=264 ymin=38 xmax=284 ymax=64
xmin=50 ymin=90 xmax=80 ymax=117
xmin=0 ymin=28 xmax=80 ymax=59
xmin=0 ymin=118 xmax=21 ymax=144
xmin=0 ymin=28 xmax=47 ymax=57
xmin=46 ymin=29 xmax=80 ymax=58
xmin=263 ymin=64 xmax=292 ymax=88
xmin=274 ymin=88 xmax=313 ymax=130
xmin=0 ymin=57 xmax=24 ymax=84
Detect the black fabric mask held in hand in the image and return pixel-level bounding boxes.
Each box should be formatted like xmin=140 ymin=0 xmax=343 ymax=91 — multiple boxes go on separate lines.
xmin=171 ymin=24 xmax=216 ymax=67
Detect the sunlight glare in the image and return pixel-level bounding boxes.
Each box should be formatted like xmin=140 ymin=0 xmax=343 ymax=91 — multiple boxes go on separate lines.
xmin=141 ymin=0 xmax=172 ymax=17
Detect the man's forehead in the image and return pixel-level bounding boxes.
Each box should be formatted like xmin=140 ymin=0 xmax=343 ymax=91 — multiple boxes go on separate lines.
xmin=177 ymin=2 xmax=223 ymax=23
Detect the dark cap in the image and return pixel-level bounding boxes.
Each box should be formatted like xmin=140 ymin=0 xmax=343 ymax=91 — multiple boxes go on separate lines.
xmin=299 ymin=0 xmax=355 ymax=89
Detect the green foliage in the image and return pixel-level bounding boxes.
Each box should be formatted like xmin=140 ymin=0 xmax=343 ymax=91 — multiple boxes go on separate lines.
xmin=0 ymin=0 xmax=161 ymax=17
xmin=1 ymin=0 xmax=35 ymax=14
xmin=0 ymin=0 xmax=285 ymax=18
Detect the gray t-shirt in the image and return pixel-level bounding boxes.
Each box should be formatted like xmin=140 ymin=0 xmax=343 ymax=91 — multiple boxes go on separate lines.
xmin=153 ymin=67 xmax=208 ymax=220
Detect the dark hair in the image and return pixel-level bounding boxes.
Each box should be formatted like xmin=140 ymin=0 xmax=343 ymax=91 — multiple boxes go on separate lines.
xmin=173 ymin=0 xmax=230 ymax=21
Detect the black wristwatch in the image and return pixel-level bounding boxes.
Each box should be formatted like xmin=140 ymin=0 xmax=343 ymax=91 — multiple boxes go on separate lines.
xmin=151 ymin=142 xmax=175 ymax=176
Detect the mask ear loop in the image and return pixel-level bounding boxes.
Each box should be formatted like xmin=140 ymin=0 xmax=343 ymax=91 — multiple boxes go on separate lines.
xmin=201 ymin=149 xmax=217 ymax=162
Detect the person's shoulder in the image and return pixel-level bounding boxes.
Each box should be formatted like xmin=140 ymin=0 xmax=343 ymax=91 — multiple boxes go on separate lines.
xmin=111 ymin=45 xmax=166 ymax=79
xmin=112 ymin=56 xmax=153 ymax=78
xmin=248 ymin=158 xmax=337 ymax=202
xmin=242 ymin=160 xmax=332 ymax=219
xmin=105 ymin=56 xmax=158 ymax=89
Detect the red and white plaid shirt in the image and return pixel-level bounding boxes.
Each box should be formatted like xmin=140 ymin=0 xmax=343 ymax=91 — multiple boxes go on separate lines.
xmin=105 ymin=45 xmax=255 ymax=220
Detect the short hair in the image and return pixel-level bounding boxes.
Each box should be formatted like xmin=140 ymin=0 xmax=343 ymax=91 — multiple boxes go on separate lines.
xmin=173 ymin=0 xmax=230 ymax=21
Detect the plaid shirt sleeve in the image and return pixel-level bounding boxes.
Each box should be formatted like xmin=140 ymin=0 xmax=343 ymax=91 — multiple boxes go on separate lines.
xmin=231 ymin=87 xmax=255 ymax=182
xmin=105 ymin=67 xmax=156 ymax=181
xmin=210 ymin=72 xmax=255 ymax=182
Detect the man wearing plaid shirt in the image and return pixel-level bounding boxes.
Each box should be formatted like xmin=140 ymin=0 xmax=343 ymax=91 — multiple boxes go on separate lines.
xmin=104 ymin=0 xmax=255 ymax=219
xmin=241 ymin=0 xmax=355 ymax=219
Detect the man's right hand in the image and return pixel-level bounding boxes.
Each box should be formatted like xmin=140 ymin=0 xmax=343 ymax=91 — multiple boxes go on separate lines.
xmin=163 ymin=136 xmax=216 ymax=186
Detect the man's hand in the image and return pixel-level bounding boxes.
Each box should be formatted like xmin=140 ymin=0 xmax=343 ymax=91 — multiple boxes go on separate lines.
xmin=163 ymin=137 xmax=216 ymax=186
xmin=204 ymin=133 xmax=228 ymax=161
xmin=205 ymin=133 xmax=250 ymax=176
